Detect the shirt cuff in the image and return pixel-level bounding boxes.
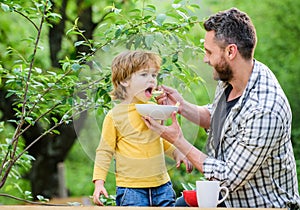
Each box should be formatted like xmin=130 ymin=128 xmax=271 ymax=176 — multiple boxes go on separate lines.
xmin=203 ymin=156 xmax=225 ymax=181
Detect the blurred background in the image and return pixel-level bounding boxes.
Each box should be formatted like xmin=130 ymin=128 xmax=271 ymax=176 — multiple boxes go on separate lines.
xmin=0 ymin=0 xmax=299 ymax=205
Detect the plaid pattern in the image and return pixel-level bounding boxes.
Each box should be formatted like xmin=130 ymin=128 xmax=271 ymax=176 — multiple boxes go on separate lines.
xmin=203 ymin=60 xmax=300 ymax=208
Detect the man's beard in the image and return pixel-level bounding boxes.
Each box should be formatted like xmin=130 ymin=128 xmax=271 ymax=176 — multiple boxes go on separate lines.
xmin=214 ymin=56 xmax=233 ymax=82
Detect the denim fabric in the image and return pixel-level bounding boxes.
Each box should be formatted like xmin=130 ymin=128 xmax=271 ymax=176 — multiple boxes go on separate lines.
xmin=116 ymin=181 xmax=176 ymax=206
xmin=175 ymin=195 xmax=189 ymax=207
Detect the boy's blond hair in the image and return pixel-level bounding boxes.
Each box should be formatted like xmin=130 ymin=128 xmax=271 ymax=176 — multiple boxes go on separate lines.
xmin=110 ymin=50 xmax=161 ymax=100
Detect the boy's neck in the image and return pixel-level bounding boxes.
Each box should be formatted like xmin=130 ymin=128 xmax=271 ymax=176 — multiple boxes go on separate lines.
xmin=120 ymin=98 xmax=146 ymax=104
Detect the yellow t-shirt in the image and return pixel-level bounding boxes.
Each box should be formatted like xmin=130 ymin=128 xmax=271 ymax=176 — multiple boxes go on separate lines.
xmin=92 ymin=103 xmax=176 ymax=188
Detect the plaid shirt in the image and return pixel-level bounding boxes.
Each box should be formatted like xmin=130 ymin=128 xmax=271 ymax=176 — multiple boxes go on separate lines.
xmin=203 ymin=60 xmax=300 ymax=208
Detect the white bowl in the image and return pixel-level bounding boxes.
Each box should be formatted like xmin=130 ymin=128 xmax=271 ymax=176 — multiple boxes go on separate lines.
xmin=135 ymin=104 xmax=178 ymax=120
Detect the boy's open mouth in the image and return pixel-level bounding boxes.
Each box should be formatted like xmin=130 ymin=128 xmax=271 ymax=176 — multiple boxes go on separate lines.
xmin=145 ymin=87 xmax=153 ymax=98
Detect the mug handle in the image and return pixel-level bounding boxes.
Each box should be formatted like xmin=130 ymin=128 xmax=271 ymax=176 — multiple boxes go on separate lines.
xmin=217 ymin=186 xmax=229 ymax=204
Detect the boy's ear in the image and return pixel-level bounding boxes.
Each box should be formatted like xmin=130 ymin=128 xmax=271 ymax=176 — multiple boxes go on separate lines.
xmin=120 ymin=80 xmax=129 ymax=87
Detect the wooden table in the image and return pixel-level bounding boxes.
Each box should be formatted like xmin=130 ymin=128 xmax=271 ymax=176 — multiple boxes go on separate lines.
xmin=0 ymin=206 xmax=287 ymax=210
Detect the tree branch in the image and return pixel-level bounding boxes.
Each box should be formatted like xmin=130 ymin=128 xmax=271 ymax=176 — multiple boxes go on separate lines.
xmin=0 ymin=193 xmax=72 ymax=206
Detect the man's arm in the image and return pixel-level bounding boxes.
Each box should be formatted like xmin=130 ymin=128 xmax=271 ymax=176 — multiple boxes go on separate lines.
xmin=180 ymin=100 xmax=211 ymax=129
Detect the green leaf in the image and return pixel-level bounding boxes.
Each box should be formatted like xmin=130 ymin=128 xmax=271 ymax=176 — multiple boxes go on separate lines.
xmin=145 ymin=35 xmax=154 ymax=49
xmin=71 ymin=63 xmax=81 ymax=71
xmin=103 ymin=5 xmax=115 ymax=11
xmin=25 ymin=117 xmax=34 ymax=125
xmin=190 ymin=4 xmax=201 ymax=9
xmin=1 ymin=3 xmax=10 ymax=12
xmin=176 ymin=10 xmax=189 ymax=21
xmin=24 ymin=191 xmax=32 ymax=196
xmin=5 ymin=91 xmax=15 ymax=98
xmin=34 ymin=67 xmax=42 ymax=74
xmin=172 ymin=4 xmax=181 ymax=9
xmin=155 ymin=14 xmax=166 ymax=26
xmin=102 ymin=45 xmax=110 ymax=52
xmin=62 ymin=62 xmax=70 ymax=71
xmin=187 ymin=183 xmax=196 ymax=190
xmin=181 ymin=183 xmax=190 ymax=190
xmin=134 ymin=35 xmax=142 ymax=49
xmin=115 ymin=28 xmax=122 ymax=38
xmin=47 ymin=12 xmax=62 ymax=20
xmin=172 ymin=53 xmax=178 ymax=63
xmin=36 ymin=195 xmax=49 ymax=202
xmin=51 ymin=117 xmax=58 ymax=123
xmin=173 ymin=0 xmax=182 ymax=4
xmin=99 ymin=194 xmax=116 ymax=206
xmin=145 ymin=4 xmax=156 ymax=13
xmin=52 ymin=130 xmax=60 ymax=135
xmin=114 ymin=8 xmax=122 ymax=14
xmin=74 ymin=41 xmax=85 ymax=47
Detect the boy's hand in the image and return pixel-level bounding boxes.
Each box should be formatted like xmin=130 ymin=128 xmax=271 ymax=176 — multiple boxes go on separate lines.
xmin=93 ymin=179 xmax=109 ymax=206
xmin=173 ymin=149 xmax=193 ymax=173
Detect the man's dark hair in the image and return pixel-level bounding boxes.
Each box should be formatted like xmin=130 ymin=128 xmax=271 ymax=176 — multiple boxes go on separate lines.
xmin=203 ymin=8 xmax=257 ymax=60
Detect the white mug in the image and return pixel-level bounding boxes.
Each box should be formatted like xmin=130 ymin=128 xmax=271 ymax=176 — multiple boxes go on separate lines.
xmin=196 ymin=180 xmax=229 ymax=208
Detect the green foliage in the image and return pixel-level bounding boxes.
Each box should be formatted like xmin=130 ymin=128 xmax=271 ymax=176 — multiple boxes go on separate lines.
xmin=0 ymin=0 xmax=208 ymax=204
xmin=5 ymin=0 xmax=299 ymax=204
xmin=0 ymin=137 xmax=32 ymax=204
xmin=99 ymin=194 xmax=116 ymax=206
xmin=64 ymin=141 xmax=95 ymax=197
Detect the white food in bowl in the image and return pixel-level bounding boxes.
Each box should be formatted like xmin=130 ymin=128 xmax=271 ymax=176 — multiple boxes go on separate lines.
xmin=135 ymin=104 xmax=178 ymax=120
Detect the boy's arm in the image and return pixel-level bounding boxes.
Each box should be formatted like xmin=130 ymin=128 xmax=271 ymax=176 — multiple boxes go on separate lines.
xmin=162 ymin=138 xmax=176 ymax=157
xmin=92 ymin=113 xmax=117 ymax=189
xmin=163 ymin=139 xmax=193 ymax=173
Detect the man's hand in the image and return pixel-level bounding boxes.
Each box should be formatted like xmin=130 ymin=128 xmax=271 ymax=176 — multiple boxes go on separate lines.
xmin=156 ymin=85 xmax=184 ymax=113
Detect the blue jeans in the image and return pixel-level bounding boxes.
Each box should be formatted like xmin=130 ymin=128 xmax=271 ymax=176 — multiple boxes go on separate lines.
xmin=116 ymin=181 xmax=176 ymax=206
xmin=175 ymin=195 xmax=189 ymax=207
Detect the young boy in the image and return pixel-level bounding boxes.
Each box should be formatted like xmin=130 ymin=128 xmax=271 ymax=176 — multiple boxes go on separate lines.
xmin=92 ymin=50 xmax=193 ymax=206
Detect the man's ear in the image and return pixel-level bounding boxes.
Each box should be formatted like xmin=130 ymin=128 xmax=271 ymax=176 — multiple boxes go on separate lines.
xmin=226 ymin=44 xmax=237 ymax=60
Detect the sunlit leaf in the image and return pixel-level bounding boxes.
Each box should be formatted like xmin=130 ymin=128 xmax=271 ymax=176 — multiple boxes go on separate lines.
xmin=71 ymin=63 xmax=81 ymax=71
xmin=172 ymin=4 xmax=181 ymax=9
xmin=51 ymin=117 xmax=58 ymax=123
xmin=1 ymin=3 xmax=10 ymax=12
xmin=74 ymin=41 xmax=85 ymax=47
xmin=176 ymin=10 xmax=189 ymax=21
xmin=52 ymin=130 xmax=60 ymax=135
xmin=34 ymin=67 xmax=42 ymax=74
xmin=155 ymin=14 xmax=166 ymax=26
xmin=36 ymin=195 xmax=49 ymax=202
